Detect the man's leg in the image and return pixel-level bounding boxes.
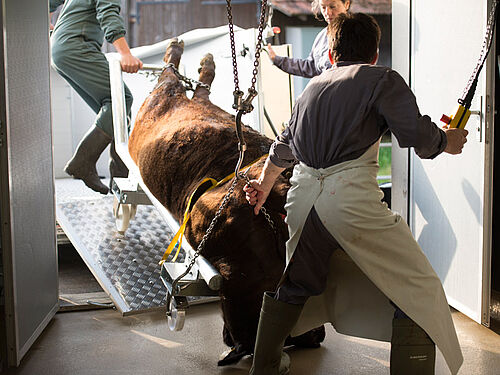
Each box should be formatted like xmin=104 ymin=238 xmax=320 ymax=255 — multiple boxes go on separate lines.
xmin=250 ymin=207 xmax=339 ymax=375
xmin=52 ymin=45 xmax=130 ymax=194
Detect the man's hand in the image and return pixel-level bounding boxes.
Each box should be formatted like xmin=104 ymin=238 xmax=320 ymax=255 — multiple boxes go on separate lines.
xmin=120 ymin=53 xmax=143 ymax=73
xmin=444 ymin=127 xmax=468 ymax=155
xmin=267 ymin=43 xmax=277 ymax=63
xmin=112 ymin=37 xmax=143 ymax=73
xmin=243 ymin=179 xmax=273 ymax=215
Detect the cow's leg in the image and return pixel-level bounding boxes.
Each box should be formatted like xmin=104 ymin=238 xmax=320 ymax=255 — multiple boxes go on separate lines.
xmin=193 ymin=53 xmax=215 ymax=101
xmin=163 ymin=38 xmax=184 ymax=68
xmin=154 ymin=38 xmax=186 ymax=95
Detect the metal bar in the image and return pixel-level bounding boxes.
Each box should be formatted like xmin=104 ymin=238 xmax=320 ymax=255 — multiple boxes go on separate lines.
xmin=263 ymin=106 xmax=278 ymax=137
xmin=141 ymin=64 xmax=165 ymax=72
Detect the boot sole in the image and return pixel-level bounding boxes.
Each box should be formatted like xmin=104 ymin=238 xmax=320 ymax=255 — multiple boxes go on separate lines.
xmin=64 ymin=166 xmax=109 ymax=195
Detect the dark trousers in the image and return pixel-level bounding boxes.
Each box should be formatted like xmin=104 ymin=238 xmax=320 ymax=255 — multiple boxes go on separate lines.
xmin=276 ymin=206 xmax=409 ymax=320
xmin=276 ymin=206 xmax=339 ymax=305
xmin=51 ymin=38 xmax=133 ymax=138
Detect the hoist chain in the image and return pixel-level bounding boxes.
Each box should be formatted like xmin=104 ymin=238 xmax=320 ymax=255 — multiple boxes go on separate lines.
xmin=226 ymin=0 xmax=240 ymax=95
xmin=166 ymin=0 xmax=273 ymax=319
xmin=460 ymin=0 xmax=499 ymax=107
xmin=226 ymin=0 xmax=268 ymax=115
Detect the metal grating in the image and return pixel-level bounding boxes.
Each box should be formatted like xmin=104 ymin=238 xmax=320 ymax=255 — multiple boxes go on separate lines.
xmin=55 ymin=179 xmax=182 ymax=315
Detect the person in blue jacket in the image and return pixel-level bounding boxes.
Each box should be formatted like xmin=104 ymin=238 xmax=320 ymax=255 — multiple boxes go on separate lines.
xmin=267 ymin=0 xmax=351 ymax=78
xmin=50 ymin=0 xmax=143 ymax=194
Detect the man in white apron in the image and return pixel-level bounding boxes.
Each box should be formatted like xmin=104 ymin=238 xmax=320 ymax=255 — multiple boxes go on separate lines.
xmin=244 ymin=12 xmax=469 ymax=375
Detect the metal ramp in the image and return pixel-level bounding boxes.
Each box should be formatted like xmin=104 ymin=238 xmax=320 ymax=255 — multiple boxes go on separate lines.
xmin=55 ymin=178 xmax=176 ymax=315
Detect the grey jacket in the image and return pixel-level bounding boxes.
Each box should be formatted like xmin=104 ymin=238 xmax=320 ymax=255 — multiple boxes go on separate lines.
xmin=270 ymin=62 xmax=447 ymax=169
xmin=273 ymin=27 xmax=331 ymax=78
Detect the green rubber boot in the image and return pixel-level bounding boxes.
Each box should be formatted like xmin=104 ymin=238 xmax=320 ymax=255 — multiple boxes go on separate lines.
xmin=390 ymin=317 xmax=436 ymax=375
xmin=64 ymin=126 xmax=111 ymax=195
xmin=249 ymin=293 xmax=303 ymax=375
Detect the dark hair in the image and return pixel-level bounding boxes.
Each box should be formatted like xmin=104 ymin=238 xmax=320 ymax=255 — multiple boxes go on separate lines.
xmin=311 ymin=0 xmax=352 ymax=21
xmin=328 ymin=12 xmax=381 ymax=63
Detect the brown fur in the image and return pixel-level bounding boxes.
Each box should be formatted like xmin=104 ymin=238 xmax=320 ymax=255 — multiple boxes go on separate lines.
xmin=129 ymin=39 xmax=324 ymax=362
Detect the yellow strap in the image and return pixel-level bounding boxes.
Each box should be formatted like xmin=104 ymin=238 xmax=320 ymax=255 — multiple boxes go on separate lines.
xmin=160 ymin=177 xmax=217 ymax=265
xmin=159 ymin=154 xmax=267 ymax=265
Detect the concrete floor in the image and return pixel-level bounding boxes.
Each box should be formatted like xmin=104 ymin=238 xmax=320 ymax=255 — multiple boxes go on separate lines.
xmin=5 ymin=240 xmax=499 ymax=375
xmin=3 ymin=302 xmax=500 ymax=375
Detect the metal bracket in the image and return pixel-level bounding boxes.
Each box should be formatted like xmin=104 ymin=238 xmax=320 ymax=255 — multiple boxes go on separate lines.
xmin=111 ymin=177 xmax=152 ymax=206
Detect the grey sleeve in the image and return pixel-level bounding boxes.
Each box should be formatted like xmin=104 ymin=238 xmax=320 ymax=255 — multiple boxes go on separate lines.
xmin=49 ymin=0 xmax=65 ymax=12
xmin=269 ymin=126 xmax=297 ymax=168
xmin=274 ymin=53 xmax=321 ymax=78
xmin=374 ymin=70 xmax=447 ymax=159
xmin=95 ymin=0 xmax=126 ymax=43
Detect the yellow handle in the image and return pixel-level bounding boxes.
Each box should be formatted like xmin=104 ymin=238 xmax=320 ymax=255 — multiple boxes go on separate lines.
xmin=448 ymin=105 xmax=471 ymax=129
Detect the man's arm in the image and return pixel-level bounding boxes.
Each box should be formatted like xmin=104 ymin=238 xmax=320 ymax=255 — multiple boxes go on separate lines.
xmin=375 ymin=69 xmax=468 ymax=158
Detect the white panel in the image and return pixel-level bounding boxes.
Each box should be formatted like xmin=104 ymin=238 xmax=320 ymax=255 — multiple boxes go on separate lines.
xmin=410 ymin=0 xmax=491 ymax=324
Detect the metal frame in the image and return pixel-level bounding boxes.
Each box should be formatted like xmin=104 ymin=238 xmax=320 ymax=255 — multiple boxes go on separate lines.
xmin=109 ymin=60 xmax=222 ymax=294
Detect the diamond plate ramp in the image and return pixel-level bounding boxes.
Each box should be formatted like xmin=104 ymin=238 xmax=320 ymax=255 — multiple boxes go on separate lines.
xmin=55 ymin=178 xmax=177 ymax=315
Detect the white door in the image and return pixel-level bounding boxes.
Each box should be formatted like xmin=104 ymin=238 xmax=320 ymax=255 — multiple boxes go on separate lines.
xmin=402 ymin=0 xmax=494 ymax=325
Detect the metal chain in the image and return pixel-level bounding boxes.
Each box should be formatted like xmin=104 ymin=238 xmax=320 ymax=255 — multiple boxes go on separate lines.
xmin=226 ymin=0 xmax=269 ymax=113
xmin=166 ymin=170 xmax=276 ymax=315
xmin=167 ymin=174 xmax=240 ymax=315
xmin=250 ymin=0 xmax=268 ymax=92
xmin=167 ymin=0 xmax=272 ymax=315
xmin=242 ymin=173 xmax=276 ymax=232
xmin=146 ymin=63 xmax=211 ymax=93
xmin=460 ymin=0 xmax=499 ymax=104
xmin=226 ymin=0 xmax=240 ymax=94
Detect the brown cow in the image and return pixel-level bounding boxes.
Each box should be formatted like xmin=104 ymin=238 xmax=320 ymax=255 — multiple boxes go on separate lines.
xmin=128 ymin=38 xmax=325 ymax=365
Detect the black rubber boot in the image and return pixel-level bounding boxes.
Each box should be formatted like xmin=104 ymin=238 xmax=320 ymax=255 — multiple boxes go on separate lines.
xmin=390 ymin=317 xmax=436 ymax=375
xmin=109 ymin=141 xmax=129 ymax=191
xmin=249 ymin=293 xmax=303 ymax=375
xmin=64 ymin=126 xmax=111 ymax=195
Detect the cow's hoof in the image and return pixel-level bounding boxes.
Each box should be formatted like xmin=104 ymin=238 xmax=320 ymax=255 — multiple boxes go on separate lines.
xmin=198 ymin=53 xmax=215 ymax=72
xmin=284 ymin=325 xmax=326 ymax=348
xmin=164 ymin=38 xmax=185 ymax=65
xmin=217 ymin=344 xmax=250 ymax=366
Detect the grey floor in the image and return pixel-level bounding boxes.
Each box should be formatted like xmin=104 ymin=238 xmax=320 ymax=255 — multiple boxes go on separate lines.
xmin=10 ymin=179 xmax=498 ymax=374
xmin=4 ymin=302 xmax=500 ymax=374
xmin=4 ymin=244 xmax=500 ymax=375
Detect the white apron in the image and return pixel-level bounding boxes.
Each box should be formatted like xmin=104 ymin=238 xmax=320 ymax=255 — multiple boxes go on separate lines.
xmin=285 ymin=141 xmax=463 ymax=374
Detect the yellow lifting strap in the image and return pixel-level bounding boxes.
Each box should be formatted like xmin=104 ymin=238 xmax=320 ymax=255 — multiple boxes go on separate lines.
xmin=159 ymin=154 xmax=268 ymax=265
